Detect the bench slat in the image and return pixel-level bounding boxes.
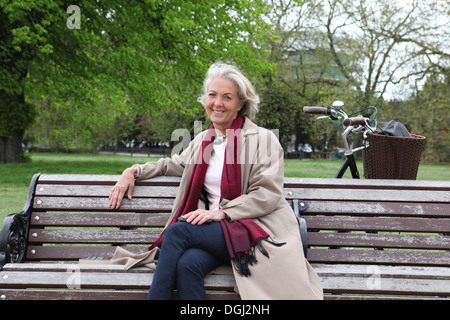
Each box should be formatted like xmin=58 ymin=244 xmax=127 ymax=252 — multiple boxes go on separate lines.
xmin=30 ymin=212 xmax=169 ymax=228
xmin=28 ymin=229 xmax=160 ymax=244
xmin=39 ymin=174 xmax=450 ymax=191
xmin=27 ymin=246 xmax=450 ymax=265
xmin=320 ymin=276 xmax=449 ymax=296
xmin=2 ymin=263 xmax=148 ymax=272
xmin=308 ymin=232 xmax=450 ymax=250
xmin=36 ymin=184 xmax=178 ymax=198
xmin=313 ymin=264 xmax=450 ymax=279
xmin=1 ymin=263 xmax=448 ymax=299
xmin=305 ymin=216 xmax=450 ymax=233
xmin=0 ymin=289 xmax=240 ymax=300
xmin=6 ymin=263 xmax=447 ymax=279
xmin=0 ymin=270 xmax=236 ymax=291
xmin=33 ymin=197 xmax=174 ymax=212
xmin=307 ymin=249 xmax=450 ymax=266
xmin=26 ymin=245 xmax=145 ymax=261
xmin=38 ymin=174 xmax=181 ymax=186
xmin=283 ymin=177 xmax=450 ymax=191
xmin=0 ymin=288 xmax=148 ymax=300
xmin=302 ymin=200 xmax=450 ymax=218
xmin=284 ymin=188 xmax=450 ymax=202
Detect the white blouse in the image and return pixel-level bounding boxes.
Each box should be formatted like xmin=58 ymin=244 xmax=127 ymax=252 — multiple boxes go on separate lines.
xmin=203 ymin=140 xmax=227 ymax=210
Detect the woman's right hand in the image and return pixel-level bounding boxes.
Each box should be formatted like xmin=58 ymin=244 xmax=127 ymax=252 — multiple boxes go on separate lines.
xmin=109 ymin=167 xmax=137 ymax=209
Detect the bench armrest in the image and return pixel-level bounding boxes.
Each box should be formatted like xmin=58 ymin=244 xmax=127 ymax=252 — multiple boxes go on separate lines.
xmin=291 ymin=199 xmax=308 ymax=258
xmin=0 ymin=173 xmax=41 ymax=269
xmin=0 ymin=214 xmax=28 ymax=268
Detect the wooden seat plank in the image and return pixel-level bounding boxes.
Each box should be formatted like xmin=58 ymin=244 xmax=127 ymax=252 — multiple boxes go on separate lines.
xmin=0 ymin=288 xmax=149 ymax=300
xmin=0 ymin=288 xmax=240 ymax=300
xmin=0 ymin=270 xmax=236 ymax=291
xmin=320 ymin=275 xmax=449 ymax=296
xmin=314 ymin=264 xmax=450 ymax=279
xmin=6 ymin=263 xmax=448 ymax=280
xmin=2 ymin=263 xmax=447 ymax=299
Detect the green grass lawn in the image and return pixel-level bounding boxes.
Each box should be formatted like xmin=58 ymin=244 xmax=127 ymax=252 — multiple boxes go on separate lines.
xmin=1 ymin=152 xmax=449 ymax=222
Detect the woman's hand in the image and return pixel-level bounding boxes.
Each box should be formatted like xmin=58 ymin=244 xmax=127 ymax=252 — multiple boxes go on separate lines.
xmin=182 ymin=209 xmax=226 ymax=225
xmin=109 ymin=167 xmax=137 ymax=209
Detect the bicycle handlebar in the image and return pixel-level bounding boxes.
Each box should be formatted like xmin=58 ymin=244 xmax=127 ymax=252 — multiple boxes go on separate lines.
xmin=303 ymin=106 xmax=329 ymax=115
xmin=343 ymin=116 xmax=366 ymax=127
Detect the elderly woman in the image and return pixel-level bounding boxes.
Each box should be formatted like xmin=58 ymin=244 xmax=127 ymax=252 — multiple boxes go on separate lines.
xmin=109 ymin=62 xmax=323 ymax=300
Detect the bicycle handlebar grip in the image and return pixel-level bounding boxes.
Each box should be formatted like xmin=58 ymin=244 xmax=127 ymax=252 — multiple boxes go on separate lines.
xmin=343 ymin=116 xmax=366 ymax=126
xmin=303 ymin=106 xmax=329 ymax=115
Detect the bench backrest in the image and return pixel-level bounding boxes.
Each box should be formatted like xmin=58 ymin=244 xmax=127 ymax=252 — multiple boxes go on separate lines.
xmin=27 ymin=174 xmax=450 ymax=268
xmin=283 ymin=178 xmax=450 ymax=267
xmin=28 ymin=174 xmax=177 ymax=262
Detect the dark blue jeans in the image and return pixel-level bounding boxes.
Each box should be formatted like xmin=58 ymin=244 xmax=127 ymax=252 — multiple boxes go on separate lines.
xmin=146 ymin=221 xmax=230 ymax=300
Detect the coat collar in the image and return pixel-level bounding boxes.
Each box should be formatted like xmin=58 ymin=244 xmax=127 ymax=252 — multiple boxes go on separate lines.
xmin=242 ymin=117 xmax=259 ymax=137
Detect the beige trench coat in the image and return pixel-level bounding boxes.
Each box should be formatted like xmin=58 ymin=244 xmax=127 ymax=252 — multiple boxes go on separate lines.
xmin=135 ymin=117 xmax=323 ymax=300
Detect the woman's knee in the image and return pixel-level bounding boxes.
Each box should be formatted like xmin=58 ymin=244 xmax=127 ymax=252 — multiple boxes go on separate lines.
xmin=177 ymin=249 xmax=204 ymax=275
xmin=164 ymin=221 xmax=189 ymax=240
xmin=177 ymin=248 xmax=220 ymax=277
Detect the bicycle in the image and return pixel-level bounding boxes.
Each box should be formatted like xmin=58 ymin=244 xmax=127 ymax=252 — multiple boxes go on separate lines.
xmin=303 ymin=101 xmax=377 ymax=179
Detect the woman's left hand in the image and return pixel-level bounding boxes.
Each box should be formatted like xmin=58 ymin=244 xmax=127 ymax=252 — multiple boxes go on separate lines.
xmin=182 ymin=209 xmax=226 ymax=225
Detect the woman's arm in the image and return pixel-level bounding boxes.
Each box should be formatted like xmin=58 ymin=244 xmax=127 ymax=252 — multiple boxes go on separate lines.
xmin=109 ymin=132 xmax=205 ymax=209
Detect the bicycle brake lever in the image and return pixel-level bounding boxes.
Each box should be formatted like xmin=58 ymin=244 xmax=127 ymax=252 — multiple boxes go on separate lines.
xmin=329 ymin=114 xmax=339 ymax=120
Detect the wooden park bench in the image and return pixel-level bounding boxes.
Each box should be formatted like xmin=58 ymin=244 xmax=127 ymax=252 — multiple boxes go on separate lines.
xmin=0 ymin=173 xmax=449 ymax=300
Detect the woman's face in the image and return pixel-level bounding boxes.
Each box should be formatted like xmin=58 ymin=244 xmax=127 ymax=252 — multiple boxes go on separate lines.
xmin=205 ymin=77 xmax=243 ymax=133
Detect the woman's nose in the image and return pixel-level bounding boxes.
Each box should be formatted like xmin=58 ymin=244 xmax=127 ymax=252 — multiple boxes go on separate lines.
xmin=213 ymin=97 xmax=223 ymax=107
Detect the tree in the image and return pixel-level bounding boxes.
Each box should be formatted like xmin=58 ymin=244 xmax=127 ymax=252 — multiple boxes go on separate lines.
xmin=384 ymin=72 xmax=449 ymax=162
xmin=1 ymin=0 xmax=273 ymax=162
xmin=0 ymin=1 xmax=58 ymax=162
xmin=257 ymin=0 xmax=448 ymax=155
xmin=256 ymin=0 xmax=354 ymax=152
xmin=303 ymin=0 xmax=449 ymax=109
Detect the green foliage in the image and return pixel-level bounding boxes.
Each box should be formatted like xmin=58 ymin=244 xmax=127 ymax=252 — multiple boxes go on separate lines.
xmin=0 ymin=100 xmax=36 ymax=138
xmin=383 ymin=73 xmax=449 ymax=162
xmin=2 ymin=0 xmax=448 ymax=163
xmin=2 ymin=0 xmax=274 ymax=159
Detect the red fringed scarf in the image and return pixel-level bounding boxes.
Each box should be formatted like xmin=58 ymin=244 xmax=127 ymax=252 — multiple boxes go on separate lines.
xmin=150 ymin=116 xmax=282 ymax=276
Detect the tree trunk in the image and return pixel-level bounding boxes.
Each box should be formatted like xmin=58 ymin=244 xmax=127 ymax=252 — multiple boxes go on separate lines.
xmin=0 ymin=86 xmax=35 ymax=163
xmin=0 ymin=130 xmax=25 ymax=163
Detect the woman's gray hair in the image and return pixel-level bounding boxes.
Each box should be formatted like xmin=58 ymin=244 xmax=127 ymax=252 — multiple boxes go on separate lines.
xmin=197 ymin=61 xmax=259 ymax=120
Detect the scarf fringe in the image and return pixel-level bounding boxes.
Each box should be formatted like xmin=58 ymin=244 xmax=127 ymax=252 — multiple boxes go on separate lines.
xmin=232 ymin=237 xmax=286 ymax=277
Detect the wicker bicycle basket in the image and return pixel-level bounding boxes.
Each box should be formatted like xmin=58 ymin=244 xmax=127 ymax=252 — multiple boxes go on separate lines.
xmin=362 ymin=132 xmax=427 ymax=180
